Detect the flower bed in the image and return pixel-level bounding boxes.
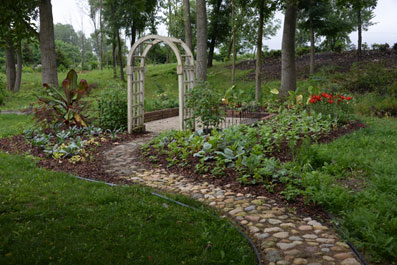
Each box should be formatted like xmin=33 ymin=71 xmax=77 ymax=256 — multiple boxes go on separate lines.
xmin=142 ymin=109 xmax=337 ymax=188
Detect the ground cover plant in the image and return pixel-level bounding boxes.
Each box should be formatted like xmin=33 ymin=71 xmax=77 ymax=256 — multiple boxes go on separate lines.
xmin=0 ymin=153 xmax=257 ymax=265
xmin=142 ymin=108 xmax=338 ymax=187
xmin=292 ymin=117 xmax=397 ymax=263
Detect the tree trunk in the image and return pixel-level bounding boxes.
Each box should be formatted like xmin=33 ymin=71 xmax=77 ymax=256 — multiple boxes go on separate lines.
xmin=81 ymin=33 xmax=86 ymax=70
xmin=208 ymin=36 xmax=216 ymax=67
xmin=130 ymin=23 xmax=136 ymax=48
xmin=183 ymin=0 xmax=193 ymax=52
xmin=117 ymin=30 xmax=125 ymax=81
xmin=99 ymin=0 xmax=103 ymax=70
xmin=39 ymin=0 xmax=59 ymax=87
xmin=280 ymin=0 xmax=298 ymax=98
xmin=5 ymin=44 xmax=16 ymax=91
xmin=112 ymin=33 xmax=117 ymax=79
xmin=309 ymin=20 xmax=315 ymax=75
xmin=14 ymin=42 xmax=23 ymax=92
xmin=226 ymin=36 xmax=233 ymax=61
xmin=255 ymin=0 xmax=264 ymax=102
xmin=231 ymin=0 xmax=236 ymax=85
xmin=357 ymin=8 xmax=362 ymax=59
xmin=196 ymin=0 xmax=208 ymax=82
xmin=207 ymin=0 xmax=222 ymax=67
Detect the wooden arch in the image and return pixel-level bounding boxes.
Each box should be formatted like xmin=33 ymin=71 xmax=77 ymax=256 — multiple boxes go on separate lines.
xmin=126 ymin=35 xmax=195 ymax=133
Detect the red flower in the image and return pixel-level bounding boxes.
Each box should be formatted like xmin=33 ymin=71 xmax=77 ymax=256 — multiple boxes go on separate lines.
xmin=321 ymin=92 xmax=329 ymax=98
xmin=327 ymin=100 xmax=334 ymax=104
xmin=346 ymin=97 xmax=353 ymax=100
xmin=310 ymin=98 xmax=317 ymax=104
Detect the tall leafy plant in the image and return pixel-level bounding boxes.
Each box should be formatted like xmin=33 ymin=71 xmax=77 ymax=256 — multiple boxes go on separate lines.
xmin=186 ymin=82 xmax=224 ymax=130
xmin=38 ymin=69 xmax=89 ymax=127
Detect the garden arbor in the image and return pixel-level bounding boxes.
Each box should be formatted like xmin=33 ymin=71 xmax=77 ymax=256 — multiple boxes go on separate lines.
xmin=127 ymin=35 xmax=195 ymax=133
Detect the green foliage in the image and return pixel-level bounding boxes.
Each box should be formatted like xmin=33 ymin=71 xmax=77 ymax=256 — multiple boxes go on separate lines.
xmin=292 ymin=117 xmax=397 ymax=263
xmin=186 ymin=82 xmax=225 ymax=129
xmin=344 ymin=63 xmax=397 ymax=95
xmin=97 ymin=84 xmax=127 ymax=130
xmin=0 ymin=76 xmax=5 ymax=105
xmin=0 ymin=153 xmax=256 ymax=264
xmin=144 ymin=84 xmax=178 ymax=112
xmin=307 ymin=92 xmax=354 ymax=124
xmin=143 ymin=109 xmax=335 ymax=185
xmin=354 ymin=93 xmax=397 ymax=117
xmin=37 ymin=70 xmax=89 ymax=127
xmin=55 ymin=40 xmax=81 ymax=69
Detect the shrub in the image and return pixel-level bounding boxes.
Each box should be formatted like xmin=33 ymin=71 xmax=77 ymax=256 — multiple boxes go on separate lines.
xmin=345 ymin=63 xmax=396 ymax=95
xmin=296 ymin=46 xmax=311 ymax=56
xmin=393 ymin=43 xmax=397 ymax=51
xmin=144 ymin=84 xmax=178 ymax=112
xmin=186 ymin=82 xmax=224 ymax=130
xmin=36 ymin=69 xmax=89 ymax=127
xmin=355 ymin=93 xmax=397 ymax=117
xmin=97 ymin=85 xmax=128 ymax=130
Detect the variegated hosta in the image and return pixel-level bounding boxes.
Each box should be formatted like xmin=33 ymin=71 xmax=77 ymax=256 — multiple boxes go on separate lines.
xmin=39 ymin=69 xmax=89 ymax=127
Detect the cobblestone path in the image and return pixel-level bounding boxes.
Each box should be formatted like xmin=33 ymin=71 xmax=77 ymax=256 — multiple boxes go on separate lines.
xmin=103 ymin=132 xmax=362 ymax=265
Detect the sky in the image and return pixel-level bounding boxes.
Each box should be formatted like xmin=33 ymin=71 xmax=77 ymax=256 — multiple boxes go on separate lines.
xmin=52 ymin=0 xmax=397 ymax=50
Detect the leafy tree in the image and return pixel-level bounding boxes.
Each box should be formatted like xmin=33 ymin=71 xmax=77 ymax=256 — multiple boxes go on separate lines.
xmin=318 ymin=1 xmax=354 ymax=52
xmin=252 ymin=0 xmax=278 ymax=101
xmin=0 ymin=0 xmax=38 ymax=92
xmin=54 ymin=23 xmax=80 ymax=47
xmin=338 ymin=0 xmax=377 ymax=57
xmin=298 ymin=0 xmax=331 ymax=74
xmin=207 ymin=0 xmax=231 ymax=67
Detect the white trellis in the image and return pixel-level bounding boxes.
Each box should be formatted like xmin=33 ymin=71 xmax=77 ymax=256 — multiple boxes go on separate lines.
xmin=127 ymin=35 xmax=195 ymax=133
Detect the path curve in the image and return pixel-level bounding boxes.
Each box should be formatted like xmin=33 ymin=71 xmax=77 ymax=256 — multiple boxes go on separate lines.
xmin=103 ymin=126 xmax=362 ymax=265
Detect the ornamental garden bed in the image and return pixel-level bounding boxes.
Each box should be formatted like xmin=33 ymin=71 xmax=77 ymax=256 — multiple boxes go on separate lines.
xmin=140 ymin=108 xmax=365 ymax=222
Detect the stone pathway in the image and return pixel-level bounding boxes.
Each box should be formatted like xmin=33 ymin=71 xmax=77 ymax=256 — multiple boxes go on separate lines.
xmin=103 ymin=130 xmax=362 ymax=265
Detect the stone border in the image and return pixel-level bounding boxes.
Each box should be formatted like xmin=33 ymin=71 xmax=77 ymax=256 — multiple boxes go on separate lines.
xmin=103 ymin=137 xmax=362 ymax=265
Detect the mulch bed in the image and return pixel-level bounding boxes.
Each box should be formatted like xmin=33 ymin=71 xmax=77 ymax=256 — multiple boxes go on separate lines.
xmin=0 ymin=132 xmax=147 ymax=184
xmin=140 ymin=121 xmax=366 ymax=224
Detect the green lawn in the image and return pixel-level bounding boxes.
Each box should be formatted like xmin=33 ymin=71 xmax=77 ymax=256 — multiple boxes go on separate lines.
xmin=0 ymin=61 xmax=256 ymax=112
xmin=0 ymin=113 xmax=256 ymax=265
xmin=0 ymin=154 xmax=256 ymax=265
xmin=299 ymin=117 xmax=397 ymax=263
xmin=0 ymin=114 xmax=34 ymax=138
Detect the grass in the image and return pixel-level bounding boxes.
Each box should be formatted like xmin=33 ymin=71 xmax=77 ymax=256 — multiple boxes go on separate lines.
xmin=298 ymin=116 xmax=397 ymax=264
xmin=0 ymin=114 xmax=256 ymax=264
xmin=0 ymin=61 xmax=257 ymax=112
xmin=0 ymin=154 xmax=256 ymax=265
xmin=0 ymin=114 xmax=35 ymax=138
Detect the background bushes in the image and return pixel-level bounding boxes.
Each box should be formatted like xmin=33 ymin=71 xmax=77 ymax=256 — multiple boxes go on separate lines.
xmin=97 ymin=85 xmax=128 ymax=130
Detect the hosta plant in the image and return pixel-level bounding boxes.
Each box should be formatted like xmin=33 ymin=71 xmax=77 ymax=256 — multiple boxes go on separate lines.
xmin=38 ymin=69 xmax=89 ymax=127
